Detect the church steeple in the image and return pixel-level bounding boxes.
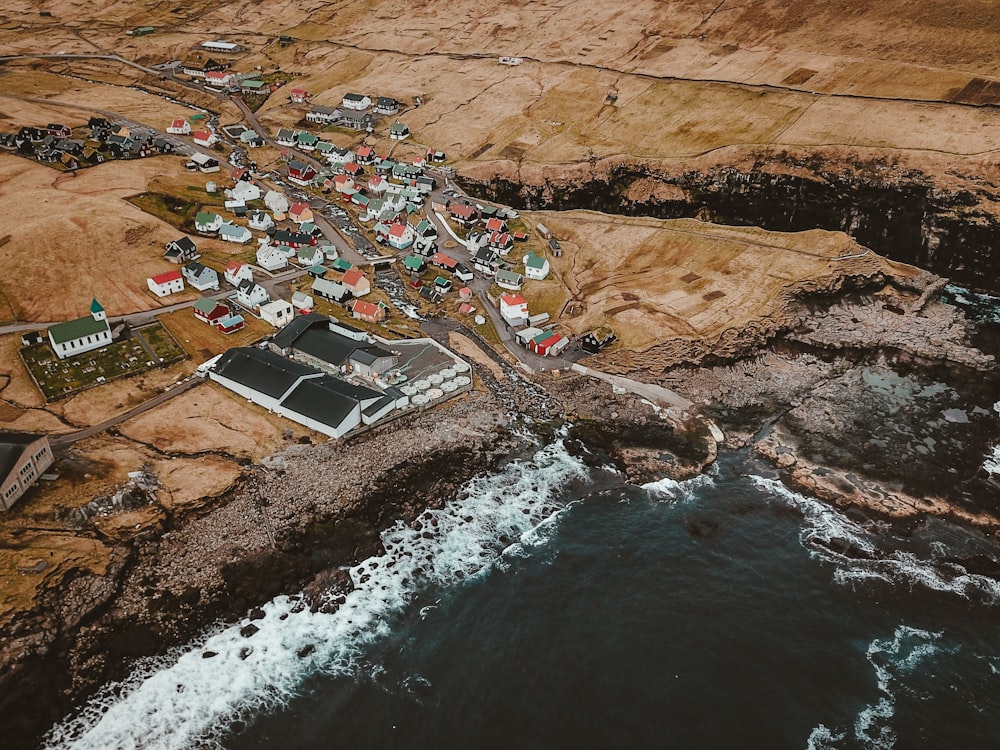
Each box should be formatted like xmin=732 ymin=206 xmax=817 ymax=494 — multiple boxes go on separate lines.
xmin=90 ymin=298 xmax=106 ymax=322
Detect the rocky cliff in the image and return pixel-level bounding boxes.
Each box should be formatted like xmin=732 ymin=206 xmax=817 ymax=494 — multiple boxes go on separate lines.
xmin=464 ymin=155 xmax=1000 ymax=295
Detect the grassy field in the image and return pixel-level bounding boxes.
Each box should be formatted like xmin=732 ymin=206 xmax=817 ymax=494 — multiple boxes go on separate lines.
xmin=18 ymin=322 xmax=185 ymax=402
xmin=521 ymin=210 xmax=917 ymax=351
xmin=157 ymin=308 xmax=271 ymax=361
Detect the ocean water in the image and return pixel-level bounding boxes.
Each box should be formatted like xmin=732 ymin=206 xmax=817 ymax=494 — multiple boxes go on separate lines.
xmin=44 ymin=443 xmax=1000 ymax=750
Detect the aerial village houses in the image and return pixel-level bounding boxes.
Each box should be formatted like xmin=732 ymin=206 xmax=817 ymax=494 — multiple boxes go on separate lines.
xmin=341 ymin=268 xmax=371 ymax=297
xmin=147 ymin=269 xmax=185 ymax=297
xmin=192 ymin=130 xmax=218 ymax=148
xmin=499 ymin=292 xmax=530 ymax=327
xmin=167 ymin=118 xmax=191 ymax=135
xmin=312 ymin=277 xmax=351 ymax=304
xmin=164 ymin=236 xmax=198 ymax=263
xmin=287 ymin=160 xmax=317 ymax=186
xmin=374 ymin=96 xmax=400 ymax=115
xmin=0 ymin=433 xmax=54 ymax=511
xmin=350 ymin=299 xmax=387 ymax=323
xmin=248 ymin=209 xmax=274 ymax=231
xmin=257 ymin=243 xmax=289 ymax=271
xmin=259 ymin=299 xmax=295 ymax=327
xmin=523 ymin=251 xmax=550 ymax=280
xmin=47 ymin=298 xmax=112 ymax=359
xmin=292 ymin=290 xmax=314 ymax=311
xmin=193 ymin=296 xmax=230 ymax=325
xmin=341 ymin=93 xmax=371 ymax=110
xmin=237 ymin=280 xmax=270 ymax=309
xmin=182 ymin=261 xmax=220 ymax=291
xmin=495 ymin=268 xmax=525 ymax=291
xmin=290 ymin=88 xmax=311 ymax=103
xmin=224 ymin=259 xmax=254 ymax=286
xmin=306 ymin=105 xmax=340 ymax=125
xmin=217 ymin=313 xmax=245 ymax=334
xmin=219 ymin=223 xmax=253 ymax=244
xmin=195 ymin=211 xmax=223 ymax=234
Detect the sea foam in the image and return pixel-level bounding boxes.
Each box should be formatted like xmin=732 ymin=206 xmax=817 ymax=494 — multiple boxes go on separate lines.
xmin=749 ymin=476 xmax=1000 ymax=604
xmin=43 ymin=440 xmax=588 ymax=750
xmin=854 ymin=625 xmax=944 ymax=750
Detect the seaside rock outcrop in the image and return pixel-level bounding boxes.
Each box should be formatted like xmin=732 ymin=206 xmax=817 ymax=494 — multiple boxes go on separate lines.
xmin=463 ymin=154 xmax=1000 ymax=294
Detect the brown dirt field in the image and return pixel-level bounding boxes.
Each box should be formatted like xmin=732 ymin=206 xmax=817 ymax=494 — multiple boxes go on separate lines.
xmin=448 ymin=331 xmax=505 ymax=380
xmin=0 ymin=531 xmax=112 ymax=623
xmin=0 ymin=335 xmax=46 ymax=409
xmin=58 ymin=359 xmax=193 ymax=427
xmin=530 ymin=211 xmax=916 ymax=351
xmin=118 ymin=382 xmax=313 ymax=460
xmin=0 ymin=154 xmax=224 ymax=322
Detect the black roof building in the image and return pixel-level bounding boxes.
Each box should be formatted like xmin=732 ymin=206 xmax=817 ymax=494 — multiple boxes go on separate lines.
xmin=213 ymin=347 xmax=318 ymax=399
xmin=279 ymin=375 xmax=361 ymax=432
xmin=293 ymin=327 xmax=362 ymax=368
xmin=270 ymin=312 xmax=330 ymax=352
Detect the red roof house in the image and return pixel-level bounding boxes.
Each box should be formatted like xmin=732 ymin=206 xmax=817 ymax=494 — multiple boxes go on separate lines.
xmin=350 ymin=299 xmax=386 ymax=323
xmin=341 ymin=267 xmax=371 ymax=296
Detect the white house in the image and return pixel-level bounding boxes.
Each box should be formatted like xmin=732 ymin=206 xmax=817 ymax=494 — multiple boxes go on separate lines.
xmin=230 ymin=181 xmax=261 ymax=202
xmin=495 ymin=269 xmax=524 ymax=291
xmin=297 ymin=245 xmax=324 ymax=266
xmin=47 ymin=298 xmax=112 ymax=360
xmin=236 ymin=280 xmax=269 ymax=309
xmin=147 ymin=269 xmax=185 ymax=297
xmin=219 ymin=223 xmax=252 ymax=244
xmin=523 ymin=251 xmax=550 ymax=280
xmin=192 ymin=130 xmax=218 ymax=148
xmin=247 ymin=209 xmax=274 ymax=231
xmin=166 ymin=118 xmax=190 ymax=135
xmin=257 ymin=243 xmax=289 ymax=271
xmin=292 ymin=290 xmax=314 ymax=310
xmin=182 ymin=262 xmax=220 ymax=291
xmin=195 ymin=212 xmax=223 ymax=233
xmin=389 ymin=122 xmax=410 ymax=141
xmin=341 ymin=93 xmax=371 ymax=110
xmin=499 ymin=292 xmax=530 ymax=326
xmin=386 ymin=222 xmax=415 ymax=250
xmin=224 ymin=259 xmax=253 ymax=286
xmin=205 ymin=70 xmax=234 ymax=88
xmin=259 ymin=299 xmax=294 ymax=327
xmin=263 ymin=190 xmax=290 ymax=215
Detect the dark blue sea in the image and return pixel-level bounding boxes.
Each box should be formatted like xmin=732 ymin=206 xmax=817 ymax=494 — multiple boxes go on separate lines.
xmin=43 ymin=436 xmax=1000 ymax=750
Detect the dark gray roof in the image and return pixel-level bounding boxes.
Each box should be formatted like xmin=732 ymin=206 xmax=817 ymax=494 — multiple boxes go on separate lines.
xmin=213 ymin=347 xmax=318 ymax=399
xmin=279 ymin=376 xmax=360 ymax=431
xmin=350 ymin=346 xmax=394 ymax=366
xmin=169 ymin=237 xmax=196 ymax=251
xmin=0 ymin=433 xmax=44 ymax=485
xmin=362 ymin=394 xmax=395 ymax=417
xmin=293 ymin=327 xmax=361 ymax=367
xmin=322 ymin=377 xmax=382 ymax=403
xmin=271 ymin=312 xmax=330 ymax=350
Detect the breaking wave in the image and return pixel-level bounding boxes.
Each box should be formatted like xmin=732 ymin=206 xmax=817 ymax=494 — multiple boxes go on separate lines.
xmin=854 ymin=625 xmax=946 ymax=750
xmin=749 ymin=476 xmax=1000 ymax=604
xmin=43 ymin=440 xmax=588 ymax=750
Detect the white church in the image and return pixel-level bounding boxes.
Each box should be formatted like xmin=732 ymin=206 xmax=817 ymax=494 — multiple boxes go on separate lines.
xmin=47 ymin=298 xmax=113 ymax=359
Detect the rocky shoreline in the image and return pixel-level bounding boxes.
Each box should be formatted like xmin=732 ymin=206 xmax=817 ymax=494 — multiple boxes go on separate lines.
xmin=3 ymin=281 xmax=999 ymax=749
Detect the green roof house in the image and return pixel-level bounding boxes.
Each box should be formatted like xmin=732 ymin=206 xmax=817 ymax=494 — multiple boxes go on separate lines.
xmin=195 ymin=212 xmax=223 ymax=233
xmin=523 ymin=251 xmax=550 ymax=280
xmin=48 ymin=298 xmax=112 ymax=360
xmin=332 ymin=257 xmax=353 ymax=272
